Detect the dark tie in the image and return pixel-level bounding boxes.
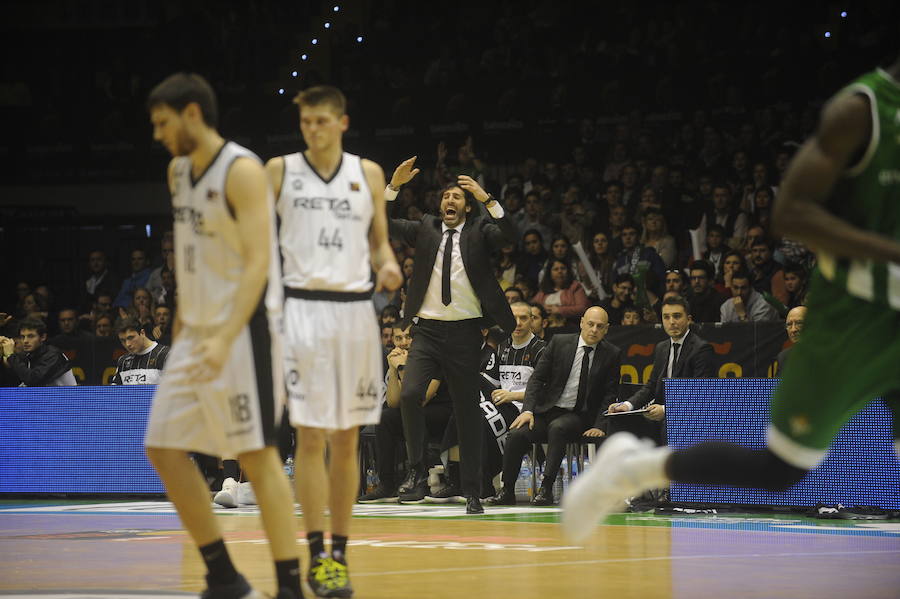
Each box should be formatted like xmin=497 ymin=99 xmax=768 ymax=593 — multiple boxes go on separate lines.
xmin=441 ymin=229 xmax=456 ymax=306
xmin=574 ymin=346 xmax=593 ymax=412
xmin=669 ymin=342 xmax=681 ymax=377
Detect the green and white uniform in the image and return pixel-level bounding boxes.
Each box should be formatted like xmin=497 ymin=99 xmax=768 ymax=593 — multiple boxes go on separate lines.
xmin=770 ymin=67 xmax=900 ymax=468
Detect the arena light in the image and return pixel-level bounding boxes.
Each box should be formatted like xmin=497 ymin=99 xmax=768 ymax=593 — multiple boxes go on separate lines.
xmin=312 ymin=38 xmax=318 ymax=45
xmin=333 ymin=5 xmax=339 ymax=11
xmin=301 ymin=53 xmax=308 ymax=61
xmin=356 ymin=35 xmax=363 ymax=43
xmin=325 ymin=22 xmax=331 ymax=29
xmin=291 ymin=71 xmax=298 ymax=77
xmin=840 ymin=10 xmax=847 ymax=17
xmin=278 ymin=88 xmax=285 ymax=95
xmin=824 ymin=31 xmax=832 ymax=38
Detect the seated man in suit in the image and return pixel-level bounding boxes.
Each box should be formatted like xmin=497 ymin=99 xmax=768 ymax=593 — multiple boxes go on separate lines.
xmin=608 ymin=295 xmax=715 ymax=433
xmin=486 ymin=306 xmax=621 ymax=506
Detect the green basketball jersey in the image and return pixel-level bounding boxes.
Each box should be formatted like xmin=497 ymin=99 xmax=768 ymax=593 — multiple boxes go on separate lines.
xmin=817 ymin=67 xmax=900 ymax=310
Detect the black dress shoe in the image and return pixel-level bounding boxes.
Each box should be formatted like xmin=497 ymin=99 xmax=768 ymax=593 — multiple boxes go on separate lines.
xmin=465 ymin=495 xmax=484 ymax=514
xmin=484 ymin=488 xmax=516 ymax=506
xmin=530 ymin=486 xmax=555 ymax=506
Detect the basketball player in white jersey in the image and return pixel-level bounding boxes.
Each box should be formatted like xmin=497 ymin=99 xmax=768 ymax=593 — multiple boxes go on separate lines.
xmin=267 ymin=85 xmax=402 ymax=598
xmin=145 ymin=73 xmax=303 ymax=599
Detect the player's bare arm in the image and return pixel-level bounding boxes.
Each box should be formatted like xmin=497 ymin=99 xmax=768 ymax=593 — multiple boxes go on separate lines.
xmin=774 ymin=93 xmax=900 ymax=263
xmin=362 ymin=158 xmax=402 ymax=292
xmin=264 ymin=155 xmax=286 ymax=199
xmin=191 ymin=157 xmax=272 ymax=381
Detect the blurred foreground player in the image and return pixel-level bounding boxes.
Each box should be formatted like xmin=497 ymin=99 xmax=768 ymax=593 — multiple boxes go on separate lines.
xmin=144 ymin=73 xmax=303 ymax=599
xmin=563 ymin=56 xmax=900 ymax=543
xmin=268 ymin=85 xmax=401 ymax=598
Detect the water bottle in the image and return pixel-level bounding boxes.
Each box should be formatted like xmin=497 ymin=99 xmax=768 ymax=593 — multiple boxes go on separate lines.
xmin=283 ymin=457 xmax=294 ymax=482
xmin=365 ymin=467 xmax=377 ymax=494
xmin=515 ymin=455 xmax=533 ymax=502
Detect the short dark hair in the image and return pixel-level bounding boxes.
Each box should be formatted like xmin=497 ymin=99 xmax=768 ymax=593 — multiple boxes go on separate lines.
xmin=147 ymin=73 xmax=218 ymax=128
xmin=614 ymin=273 xmax=635 ymax=286
xmin=392 ymin=318 xmax=413 ymax=332
xmin=731 ymin=269 xmax=752 ymax=282
xmin=438 ymin=182 xmax=477 ymax=211
xmin=505 ymin=287 xmax=525 ymax=301
xmin=523 ymin=228 xmax=544 ymax=243
xmin=707 ymin=224 xmax=726 ymax=236
xmin=18 ymin=317 xmax=46 ymax=336
xmin=662 ymin=294 xmax=691 ymax=316
xmin=115 ymin=317 xmax=144 ymax=336
xmin=292 ymin=85 xmax=347 ymax=116
xmin=750 ymin=236 xmax=774 ymax=250
xmin=529 ymin=302 xmax=548 ymax=320
xmin=784 ymin=263 xmax=807 ymax=278
xmin=690 ymin=260 xmax=715 ymax=280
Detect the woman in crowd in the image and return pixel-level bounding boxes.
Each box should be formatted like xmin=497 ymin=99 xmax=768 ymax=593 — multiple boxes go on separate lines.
xmin=575 ymin=230 xmax=614 ymax=302
xmin=531 ymin=258 xmax=589 ymax=327
xmin=715 ymin=249 xmax=750 ymax=296
xmin=640 ymin=208 xmax=677 ymax=268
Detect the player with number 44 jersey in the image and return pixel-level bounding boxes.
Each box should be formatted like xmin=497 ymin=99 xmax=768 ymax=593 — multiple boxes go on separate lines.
xmin=267 ymin=85 xmax=401 ymax=599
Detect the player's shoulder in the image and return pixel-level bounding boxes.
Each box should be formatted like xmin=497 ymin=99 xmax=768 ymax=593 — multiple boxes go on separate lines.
xmin=359 ymin=157 xmax=385 ymax=178
xmin=821 ymin=90 xmax=872 ymax=132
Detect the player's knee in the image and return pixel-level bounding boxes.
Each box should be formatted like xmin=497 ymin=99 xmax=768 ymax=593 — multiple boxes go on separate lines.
xmin=296 ymin=427 xmax=327 ymax=454
xmin=762 ymin=450 xmax=808 ymax=491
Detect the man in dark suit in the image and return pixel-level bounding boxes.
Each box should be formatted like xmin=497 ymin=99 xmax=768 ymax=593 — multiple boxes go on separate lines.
xmin=486 ymin=306 xmax=622 ymax=506
xmin=608 ymin=295 xmax=715 ymax=430
xmin=386 ymin=157 xmax=517 ymax=514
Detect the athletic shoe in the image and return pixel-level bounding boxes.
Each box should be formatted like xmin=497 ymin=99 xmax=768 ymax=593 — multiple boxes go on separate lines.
xmin=397 ymin=478 xmax=429 ymax=504
xmin=200 ymin=573 xmax=266 ymax=599
xmin=530 ymin=486 xmax=554 ymax=506
xmin=465 ymin=495 xmax=484 ymax=514
xmin=397 ymin=466 xmax=426 ymax=495
xmin=307 ymin=555 xmax=353 ymax=598
xmin=561 ymin=432 xmax=664 ymax=544
xmin=484 ymin=488 xmax=516 ymax=506
xmin=425 ymin=483 xmax=465 ymax=504
xmin=237 ymin=481 xmax=257 ymax=506
xmin=214 ymin=477 xmax=239 ymax=509
xmin=357 ymin=484 xmax=398 ymax=503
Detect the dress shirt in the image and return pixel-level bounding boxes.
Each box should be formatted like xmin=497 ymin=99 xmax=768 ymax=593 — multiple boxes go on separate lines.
xmin=555 ymin=336 xmax=598 ymax=410
xmin=418 ymin=219 xmax=484 ymax=320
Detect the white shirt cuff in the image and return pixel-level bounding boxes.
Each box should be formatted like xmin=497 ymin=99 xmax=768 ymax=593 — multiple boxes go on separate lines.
xmin=385 ymin=185 xmax=399 ymax=201
xmin=623 ymin=401 xmax=634 ymax=411
xmin=486 ymin=201 xmax=504 ymax=219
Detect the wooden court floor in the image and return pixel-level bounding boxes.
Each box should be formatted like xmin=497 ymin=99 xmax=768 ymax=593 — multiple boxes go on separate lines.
xmin=1 ymin=500 xmax=899 ymax=599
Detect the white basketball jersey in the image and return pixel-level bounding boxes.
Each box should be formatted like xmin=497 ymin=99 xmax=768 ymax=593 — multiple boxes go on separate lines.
xmin=171 ymin=141 xmax=283 ymax=327
xmin=277 ymin=151 xmax=373 ymax=292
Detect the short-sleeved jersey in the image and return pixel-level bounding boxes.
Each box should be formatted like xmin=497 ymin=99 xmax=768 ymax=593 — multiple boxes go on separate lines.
xmin=819 ymin=68 xmax=900 ymax=310
xmin=277 ymin=151 xmax=374 ymax=292
xmin=111 ymin=342 xmax=169 ymax=385
xmin=170 ymin=141 xmax=283 ymax=327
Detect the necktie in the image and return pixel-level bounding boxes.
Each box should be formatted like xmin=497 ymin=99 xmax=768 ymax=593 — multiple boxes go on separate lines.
xmin=668 ymin=342 xmax=681 ymax=377
xmin=574 ymin=346 xmax=593 ymax=412
xmin=441 ymin=229 xmax=456 ymax=306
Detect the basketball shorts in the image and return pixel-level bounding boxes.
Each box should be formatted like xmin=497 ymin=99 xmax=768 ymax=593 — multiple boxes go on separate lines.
xmin=770 ymin=271 xmax=900 ymax=469
xmin=283 ymin=296 xmax=383 ymax=430
xmin=145 ymin=309 xmax=285 ymax=457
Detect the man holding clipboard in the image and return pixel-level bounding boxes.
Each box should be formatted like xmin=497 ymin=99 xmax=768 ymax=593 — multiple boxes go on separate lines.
xmin=606 ymin=296 xmax=714 ymax=439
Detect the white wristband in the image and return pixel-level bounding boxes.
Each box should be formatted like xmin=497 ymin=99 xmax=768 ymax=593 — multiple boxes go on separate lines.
xmin=385 ymin=185 xmax=399 ymax=201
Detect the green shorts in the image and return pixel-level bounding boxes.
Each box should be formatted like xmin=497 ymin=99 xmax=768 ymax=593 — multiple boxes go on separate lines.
xmin=770 ymin=271 xmax=900 ymax=469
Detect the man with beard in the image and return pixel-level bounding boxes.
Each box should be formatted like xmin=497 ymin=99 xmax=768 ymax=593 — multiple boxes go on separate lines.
xmin=144 ymin=73 xmax=302 ymax=599
xmin=385 ymin=156 xmax=517 ymax=514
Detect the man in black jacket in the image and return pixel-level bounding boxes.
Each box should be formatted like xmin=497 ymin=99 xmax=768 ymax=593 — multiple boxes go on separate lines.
xmin=608 ymin=296 xmax=715 ymax=429
xmin=386 ymin=156 xmax=517 ymax=514
xmin=1 ymin=318 xmax=77 ymax=386
xmin=487 ymin=306 xmax=621 ymax=506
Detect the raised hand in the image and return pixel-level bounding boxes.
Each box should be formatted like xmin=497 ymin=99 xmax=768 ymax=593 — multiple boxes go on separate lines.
xmin=391 ymin=156 xmax=420 ymax=188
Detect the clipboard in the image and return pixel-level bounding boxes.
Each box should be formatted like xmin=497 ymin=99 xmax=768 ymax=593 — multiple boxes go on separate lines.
xmin=603 ymin=407 xmax=651 ymax=416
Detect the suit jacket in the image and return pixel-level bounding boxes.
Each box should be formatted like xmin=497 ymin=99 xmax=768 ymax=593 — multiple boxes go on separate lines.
xmin=523 ymin=334 xmax=622 ymax=430
xmin=390 ymin=210 xmax=517 ymax=334
xmin=627 ymin=330 xmax=714 ymax=409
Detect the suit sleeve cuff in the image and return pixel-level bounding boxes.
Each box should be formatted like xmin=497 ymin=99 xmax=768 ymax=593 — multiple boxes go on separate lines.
xmin=385 ymin=185 xmax=399 ymax=201
xmin=486 ymin=201 xmax=504 ymax=219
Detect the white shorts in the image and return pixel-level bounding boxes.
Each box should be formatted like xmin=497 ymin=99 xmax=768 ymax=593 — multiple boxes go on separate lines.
xmin=145 ymin=310 xmax=285 ymax=457
xmin=284 ymin=296 xmax=383 ymax=430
